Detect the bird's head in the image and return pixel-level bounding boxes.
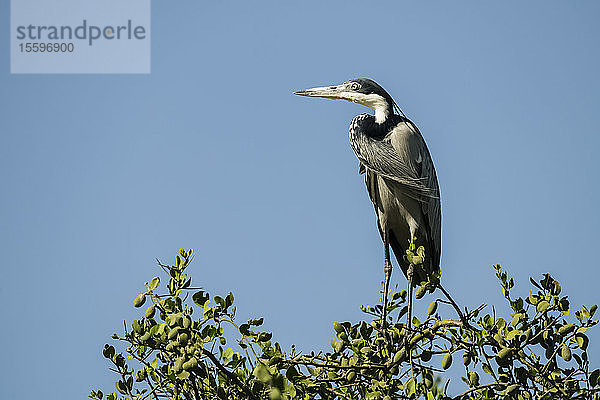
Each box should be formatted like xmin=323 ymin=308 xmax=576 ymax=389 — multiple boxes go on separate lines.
xmin=294 ymin=78 xmax=396 ymax=124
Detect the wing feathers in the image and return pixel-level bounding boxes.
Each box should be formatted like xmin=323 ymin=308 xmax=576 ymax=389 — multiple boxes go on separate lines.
xmin=350 ymin=115 xmax=441 ymax=271
xmin=350 ymin=130 xmax=438 ymax=201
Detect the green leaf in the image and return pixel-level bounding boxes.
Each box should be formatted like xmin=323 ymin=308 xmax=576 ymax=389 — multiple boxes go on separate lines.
xmin=575 ymin=333 xmax=589 ymax=350
xmin=177 ymin=370 xmax=190 ymax=380
xmin=560 ymin=345 xmax=572 ymax=361
xmin=149 ymin=324 xmax=160 ymax=336
xmin=182 ymin=357 xmax=198 ymax=370
xmin=405 ymin=377 xmax=416 ymax=397
xmin=148 ymin=277 xmax=160 ymax=291
xmin=225 ymin=292 xmax=234 ymax=307
xmin=423 ymin=371 xmax=433 ymax=388
xmin=333 ymin=322 xmax=344 ymax=333
xmin=253 ymin=363 xmax=272 ymax=383
xmin=482 ymin=364 xmax=492 ymax=374
xmin=286 ymin=366 xmax=299 ymax=380
xmin=527 ymin=291 xmax=538 ymax=305
xmin=521 ymin=328 xmax=532 ymax=343
xmin=512 ymin=297 xmax=524 ymax=312
xmin=536 ymin=300 xmax=549 ymax=313
xmin=497 ymin=347 xmax=512 ymax=360
xmin=248 ymin=317 xmax=264 ymax=326
xmin=558 ymin=324 xmax=576 ymax=335
xmin=462 ymin=351 xmax=471 ymax=366
xmin=102 ymin=345 xmax=115 ymax=359
xmin=346 ymin=370 xmax=356 ymax=382
xmin=133 ymin=293 xmax=146 ymax=308
xmin=441 ymin=353 xmax=452 ymax=369
xmin=223 ymin=348 xmax=233 ymax=360
xmin=581 ymin=306 xmax=592 ymax=320
xmin=258 ymin=332 xmax=273 ymax=342
xmin=506 ymin=384 xmax=519 ymax=394
xmin=192 ymin=291 xmax=209 ymax=307
xmin=115 ymin=381 xmax=127 ymax=395
xmin=239 ymin=324 xmax=251 ymax=336
xmin=590 ymin=369 xmax=600 ymax=387
xmin=468 ymin=371 xmax=480 ymax=386
xmin=506 ymin=329 xmax=522 ymax=342
xmin=420 ymin=349 xmax=432 ymax=362
xmin=427 ymin=301 xmax=438 ymax=316
xmin=214 ymin=296 xmax=225 ymax=308
xmin=393 ymin=347 xmax=406 ymax=364
xmin=530 ymin=277 xmax=543 ymax=290
xmin=334 ymin=340 xmax=344 ymax=353
xmin=414 ymin=286 xmax=426 ymax=299
xmin=168 ymin=327 xmax=180 ymax=340
xmin=269 ymin=388 xmax=282 ymax=400
xmin=144 ymin=305 xmax=155 ymax=319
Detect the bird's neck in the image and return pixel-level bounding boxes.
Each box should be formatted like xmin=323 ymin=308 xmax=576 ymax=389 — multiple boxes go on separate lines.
xmin=357 ymin=113 xmax=403 ymax=139
xmin=374 ymin=105 xmax=390 ymax=124
xmin=351 ymin=92 xmax=394 ymax=124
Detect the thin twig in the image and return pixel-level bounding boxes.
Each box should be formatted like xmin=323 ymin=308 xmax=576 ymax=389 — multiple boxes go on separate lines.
xmin=202 ymin=349 xmax=258 ymax=400
xmin=437 ymin=283 xmax=469 ymax=327
xmin=324 ymin=386 xmax=353 ymax=400
xmin=456 ymin=382 xmax=499 ymax=398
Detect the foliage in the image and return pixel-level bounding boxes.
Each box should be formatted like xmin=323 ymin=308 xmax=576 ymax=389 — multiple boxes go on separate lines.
xmin=91 ymin=248 xmax=599 ymax=399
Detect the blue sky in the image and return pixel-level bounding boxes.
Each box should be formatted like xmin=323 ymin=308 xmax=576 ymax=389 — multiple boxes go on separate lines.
xmin=1 ymin=1 xmax=599 ymax=398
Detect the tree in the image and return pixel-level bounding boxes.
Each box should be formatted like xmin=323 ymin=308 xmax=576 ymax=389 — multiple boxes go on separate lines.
xmin=91 ymin=247 xmax=599 ymax=399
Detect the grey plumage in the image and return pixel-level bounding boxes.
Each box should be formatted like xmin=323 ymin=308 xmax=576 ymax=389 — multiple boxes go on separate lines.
xmin=350 ymin=114 xmax=440 ymax=284
xmin=294 ymin=78 xmax=441 ymax=328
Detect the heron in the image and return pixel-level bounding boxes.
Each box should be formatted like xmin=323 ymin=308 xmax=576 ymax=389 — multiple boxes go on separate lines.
xmin=294 ymin=78 xmax=441 ymax=335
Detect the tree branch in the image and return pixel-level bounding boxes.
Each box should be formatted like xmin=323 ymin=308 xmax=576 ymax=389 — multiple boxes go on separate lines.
xmin=202 ymin=349 xmax=258 ymax=400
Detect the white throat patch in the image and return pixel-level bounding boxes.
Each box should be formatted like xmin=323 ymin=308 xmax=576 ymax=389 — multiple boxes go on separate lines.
xmin=341 ymin=92 xmax=390 ymax=124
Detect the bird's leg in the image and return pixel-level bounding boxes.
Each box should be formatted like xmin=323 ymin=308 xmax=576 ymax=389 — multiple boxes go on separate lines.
xmin=381 ymin=234 xmax=392 ymax=345
xmin=404 ymin=234 xmax=417 ymax=346
xmin=404 ymin=263 xmax=415 ymax=364
xmin=406 ymin=263 xmax=414 ymax=332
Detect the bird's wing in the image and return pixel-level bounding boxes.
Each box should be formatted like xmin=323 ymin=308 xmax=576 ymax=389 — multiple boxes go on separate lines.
xmin=350 ymin=127 xmax=438 ymax=200
xmin=395 ymin=120 xmax=442 ymax=269
xmin=420 ymin=153 xmax=441 ymax=269
xmin=358 ymin=163 xmax=366 ymax=175
xmin=356 ymin=119 xmax=441 ymax=268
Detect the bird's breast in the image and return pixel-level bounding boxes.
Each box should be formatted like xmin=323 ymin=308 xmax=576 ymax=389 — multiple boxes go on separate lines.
xmin=373 ymin=174 xmax=422 ymax=239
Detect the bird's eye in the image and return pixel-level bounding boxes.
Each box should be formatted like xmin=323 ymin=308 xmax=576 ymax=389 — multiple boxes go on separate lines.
xmin=350 ymin=82 xmax=360 ymax=90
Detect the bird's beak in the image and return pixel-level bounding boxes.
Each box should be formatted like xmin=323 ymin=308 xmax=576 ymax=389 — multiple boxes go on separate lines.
xmin=294 ymin=84 xmax=345 ymax=100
